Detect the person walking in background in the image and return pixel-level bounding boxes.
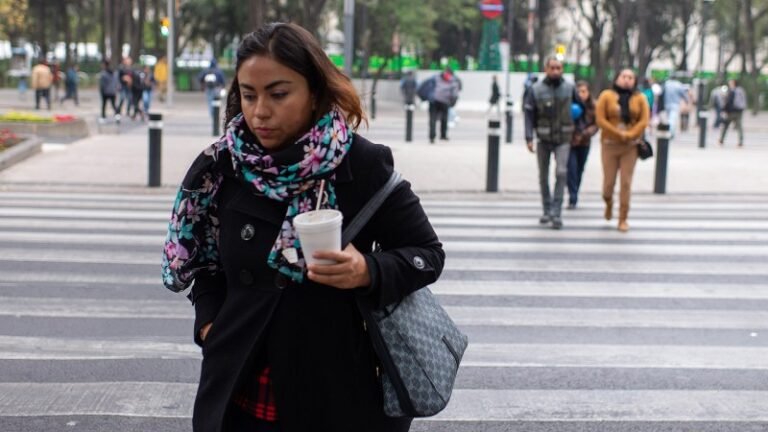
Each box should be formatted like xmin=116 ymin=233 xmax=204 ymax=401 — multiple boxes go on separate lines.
xmin=524 ymin=57 xmax=580 ymax=230
xmin=595 ymin=68 xmax=650 ymax=233
xmin=487 ymin=75 xmax=501 ymax=115
xmin=154 ymin=56 xmax=168 ymax=102
xmin=567 ymin=81 xmax=598 ymax=210
xmin=710 ymin=84 xmax=727 ymax=129
xmin=662 ymin=76 xmax=689 ymax=138
xmin=141 ymin=65 xmax=156 ymax=115
xmin=117 ymin=56 xmax=135 ymax=116
xmin=98 ymin=60 xmax=120 ymax=121
xmin=718 ymin=79 xmax=746 ymax=147
xmin=50 ymin=60 xmax=62 ymax=103
xmin=198 ymin=58 xmax=226 ymax=119
xmin=400 ymin=70 xmax=417 ymax=105
xmin=416 ymin=66 xmax=461 ymax=144
xmin=30 ymin=58 xmax=53 ymax=110
xmin=130 ymin=66 xmax=147 ymax=121
xmin=60 ymin=63 xmax=80 ymax=106
xmin=162 ymin=22 xmax=444 ymax=432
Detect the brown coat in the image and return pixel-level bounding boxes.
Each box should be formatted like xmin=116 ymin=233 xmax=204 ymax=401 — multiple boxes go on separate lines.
xmin=595 ymin=89 xmax=649 ymax=145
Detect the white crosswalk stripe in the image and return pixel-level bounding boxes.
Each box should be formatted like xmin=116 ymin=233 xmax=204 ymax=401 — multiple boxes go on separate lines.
xmin=0 ymin=190 xmax=767 ymax=430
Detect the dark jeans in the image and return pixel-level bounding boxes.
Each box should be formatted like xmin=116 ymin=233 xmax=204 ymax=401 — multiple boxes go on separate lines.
xmin=428 ymin=101 xmax=449 ymax=141
xmin=101 ymin=94 xmax=118 ymax=118
xmin=537 ymin=141 xmax=570 ymax=218
xmin=567 ymin=145 xmax=591 ymax=205
xmin=61 ymin=84 xmax=79 ymax=105
xmin=225 ymin=404 xmax=280 ymax=432
xmin=35 ymin=89 xmax=51 ymax=110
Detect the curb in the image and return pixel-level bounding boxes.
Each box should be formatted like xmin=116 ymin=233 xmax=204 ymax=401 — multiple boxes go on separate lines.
xmin=0 ymin=135 xmax=44 ymax=172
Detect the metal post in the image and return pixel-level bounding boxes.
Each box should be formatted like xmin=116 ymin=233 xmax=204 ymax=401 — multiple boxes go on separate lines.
xmin=654 ymin=122 xmax=670 ymax=194
xmin=486 ymin=119 xmax=501 ymax=192
xmin=505 ymin=100 xmax=513 ymax=143
xmin=212 ymin=92 xmax=221 ymax=137
xmin=405 ymin=104 xmax=414 ymax=142
xmin=343 ymin=0 xmax=355 ymax=77
xmin=148 ymin=113 xmax=163 ymax=187
xmin=370 ymin=91 xmax=376 ymax=120
xmin=166 ymin=0 xmax=174 ymax=107
xmin=698 ymin=106 xmax=707 ymax=148
xmin=505 ymin=0 xmax=514 ymax=143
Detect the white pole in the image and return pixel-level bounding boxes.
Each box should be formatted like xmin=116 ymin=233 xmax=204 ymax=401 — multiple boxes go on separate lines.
xmin=166 ymin=0 xmax=175 ymax=107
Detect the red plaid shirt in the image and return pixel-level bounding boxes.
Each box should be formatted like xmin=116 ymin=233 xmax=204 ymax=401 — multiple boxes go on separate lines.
xmin=231 ymin=366 xmax=278 ymax=422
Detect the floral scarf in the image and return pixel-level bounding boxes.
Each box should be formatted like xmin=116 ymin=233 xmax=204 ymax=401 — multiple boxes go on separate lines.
xmin=162 ymin=109 xmax=353 ymax=292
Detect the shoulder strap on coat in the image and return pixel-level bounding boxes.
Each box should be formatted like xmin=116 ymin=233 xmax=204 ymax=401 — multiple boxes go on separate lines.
xmin=341 ymin=171 xmax=402 ymax=248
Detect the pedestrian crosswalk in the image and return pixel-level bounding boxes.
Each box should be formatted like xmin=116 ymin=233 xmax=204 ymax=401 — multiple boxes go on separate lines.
xmin=0 ymin=189 xmax=767 ymax=431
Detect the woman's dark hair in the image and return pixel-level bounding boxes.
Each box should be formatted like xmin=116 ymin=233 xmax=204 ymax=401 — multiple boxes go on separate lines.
xmin=225 ymin=23 xmax=365 ymax=129
xmin=612 ymin=68 xmax=639 ymax=92
xmin=575 ymin=80 xmax=595 ymax=108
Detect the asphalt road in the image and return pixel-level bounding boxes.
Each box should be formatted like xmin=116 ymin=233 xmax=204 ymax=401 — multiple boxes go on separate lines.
xmin=0 ymin=186 xmax=767 ymax=431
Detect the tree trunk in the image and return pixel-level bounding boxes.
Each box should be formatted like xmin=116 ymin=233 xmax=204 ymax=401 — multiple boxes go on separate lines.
xmin=38 ymin=0 xmax=48 ymax=56
xmin=611 ymin=1 xmax=630 ymax=73
xmin=130 ymin=0 xmax=146 ymax=61
xmin=743 ymin=0 xmax=760 ymax=114
xmin=153 ymin=0 xmax=162 ymax=55
xmin=677 ymin=6 xmax=691 ymax=71
xmin=112 ymin=0 xmax=125 ymax=64
xmin=248 ymin=0 xmax=267 ymax=31
xmin=60 ymin=0 xmax=72 ymax=64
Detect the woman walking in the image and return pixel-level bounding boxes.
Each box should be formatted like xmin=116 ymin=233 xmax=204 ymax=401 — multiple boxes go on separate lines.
xmin=595 ymin=68 xmax=650 ymax=232
xmin=162 ymin=23 xmax=444 ymax=432
xmin=567 ymin=81 xmax=598 ymax=209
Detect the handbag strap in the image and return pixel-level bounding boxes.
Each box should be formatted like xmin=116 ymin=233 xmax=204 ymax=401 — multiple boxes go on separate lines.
xmin=341 ymin=171 xmax=403 ymax=248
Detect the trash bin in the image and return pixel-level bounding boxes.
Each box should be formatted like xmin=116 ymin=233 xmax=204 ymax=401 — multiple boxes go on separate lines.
xmin=177 ymin=72 xmax=190 ymax=91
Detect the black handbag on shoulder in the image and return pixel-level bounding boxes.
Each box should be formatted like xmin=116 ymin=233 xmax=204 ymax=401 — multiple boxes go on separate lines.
xmin=638 ymin=138 xmax=654 ymax=160
xmin=342 ymin=171 xmax=469 ymax=418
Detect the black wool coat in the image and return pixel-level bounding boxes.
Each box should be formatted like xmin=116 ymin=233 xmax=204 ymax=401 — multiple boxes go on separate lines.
xmin=185 ymin=135 xmax=445 ymax=432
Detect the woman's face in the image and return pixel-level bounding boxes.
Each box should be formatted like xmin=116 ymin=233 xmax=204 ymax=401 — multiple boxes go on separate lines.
xmin=237 ymin=55 xmax=315 ymax=152
xmin=615 ymin=69 xmax=636 ymax=90
xmin=577 ymin=85 xmax=590 ymax=102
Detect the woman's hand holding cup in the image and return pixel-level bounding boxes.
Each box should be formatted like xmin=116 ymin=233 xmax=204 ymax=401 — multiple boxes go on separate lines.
xmin=307 ymin=243 xmax=371 ymax=289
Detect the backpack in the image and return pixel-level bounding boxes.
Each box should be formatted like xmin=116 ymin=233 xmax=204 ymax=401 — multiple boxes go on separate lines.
xmin=204 ymin=72 xmax=219 ymax=89
xmin=416 ymin=77 xmax=435 ymax=102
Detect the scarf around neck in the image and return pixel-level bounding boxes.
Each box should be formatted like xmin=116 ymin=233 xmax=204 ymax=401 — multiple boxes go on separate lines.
xmin=613 ymin=84 xmax=633 ymax=124
xmin=162 ymin=109 xmax=353 ymax=292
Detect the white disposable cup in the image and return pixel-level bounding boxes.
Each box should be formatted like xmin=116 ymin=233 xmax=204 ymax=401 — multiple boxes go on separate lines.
xmin=293 ymin=209 xmax=343 ymax=266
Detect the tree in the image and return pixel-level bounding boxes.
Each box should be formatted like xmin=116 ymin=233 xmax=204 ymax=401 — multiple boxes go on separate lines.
xmin=0 ymin=0 xmax=28 ymax=46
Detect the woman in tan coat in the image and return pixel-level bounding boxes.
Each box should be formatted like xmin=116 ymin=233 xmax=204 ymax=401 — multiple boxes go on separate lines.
xmin=595 ymin=69 xmax=649 ymax=232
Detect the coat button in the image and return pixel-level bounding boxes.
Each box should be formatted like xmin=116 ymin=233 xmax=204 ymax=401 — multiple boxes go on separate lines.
xmin=239 ymin=269 xmax=254 ymax=286
xmin=412 ymin=256 xmax=425 ymax=269
xmin=274 ymin=273 xmax=288 ymax=289
xmin=240 ymin=224 xmax=255 ymax=241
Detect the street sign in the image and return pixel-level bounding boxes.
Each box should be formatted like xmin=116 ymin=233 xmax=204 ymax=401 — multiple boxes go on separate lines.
xmin=480 ymin=0 xmax=504 ymax=20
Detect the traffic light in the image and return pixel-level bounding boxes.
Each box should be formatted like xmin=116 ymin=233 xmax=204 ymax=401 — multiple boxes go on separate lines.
xmin=555 ymin=43 xmax=566 ymax=60
xmin=161 ymin=17 xmax=170 ymax=37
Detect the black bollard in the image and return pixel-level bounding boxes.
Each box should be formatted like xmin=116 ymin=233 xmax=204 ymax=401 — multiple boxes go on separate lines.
xmin=405 ymin=104 xmax=414 ymax=142
xmin=148 ymin=112 xmax=163 ymax=187
xmin=697 ymin=80 xmax=706 ymax=148
xmin=486 ymin=119 xmax=501 ymax=192
xmin=654 ymin=122 xmax=670 ymax=194
xmin=505 ymin=98 xmax=513 ymax=144
xmin=370 ymin=92 xmax=377 ymax=120
xmin=211 ymin=93 xmax=221 ymax=137
xmin=698 ymin=113 xmax=708 ymax=148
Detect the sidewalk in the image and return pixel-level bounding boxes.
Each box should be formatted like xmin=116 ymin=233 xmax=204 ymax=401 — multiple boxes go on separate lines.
xmin=0 ymin=88 xmax=766 ymax=195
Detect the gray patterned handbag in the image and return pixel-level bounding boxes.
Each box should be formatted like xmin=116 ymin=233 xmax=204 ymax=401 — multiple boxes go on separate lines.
xmin=342 ymin=171 xmax=469 ymax=418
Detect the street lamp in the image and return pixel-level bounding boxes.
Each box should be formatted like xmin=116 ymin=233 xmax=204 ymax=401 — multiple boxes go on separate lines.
xmin=697 ymin=0 xmax=715 ymax=148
